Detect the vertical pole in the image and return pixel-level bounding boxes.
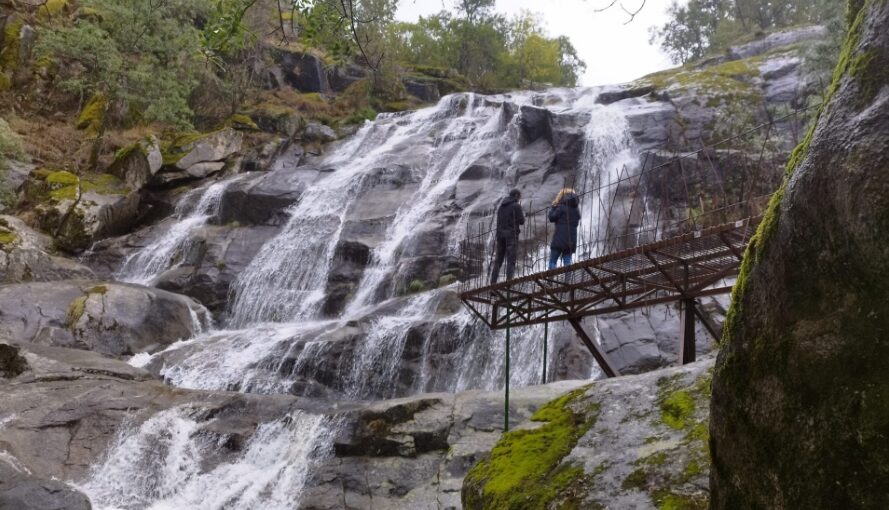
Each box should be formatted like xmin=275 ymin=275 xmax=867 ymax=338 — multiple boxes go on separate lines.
xmin=542 ymin=321 xmax=548 ymax=385
xmin=679 ymin=298 xmax=696 ymax=364
xmin=504 ymin=290 xmax=511 ymax=432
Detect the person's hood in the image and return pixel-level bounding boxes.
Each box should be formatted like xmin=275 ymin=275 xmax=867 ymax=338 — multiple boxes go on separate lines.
xmin=562 ymin=193 xmax=579 ymax=208
xmin=501 ymin=196 xmax=518 ymax=207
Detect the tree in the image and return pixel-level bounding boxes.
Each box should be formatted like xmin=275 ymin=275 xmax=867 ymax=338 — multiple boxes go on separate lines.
xmin=37 ymin=0 xmax=209 ymax=128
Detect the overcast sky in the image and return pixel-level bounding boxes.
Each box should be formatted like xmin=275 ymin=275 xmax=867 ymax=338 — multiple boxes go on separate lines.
xmin=395 ymin=0 xmax=677 ymax=87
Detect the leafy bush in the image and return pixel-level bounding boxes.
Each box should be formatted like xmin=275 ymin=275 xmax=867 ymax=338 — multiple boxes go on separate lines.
xmin=0 ymin=118 xmax=27 ymax=161
xmin=36 ymin=0 xmax=209 ymax=128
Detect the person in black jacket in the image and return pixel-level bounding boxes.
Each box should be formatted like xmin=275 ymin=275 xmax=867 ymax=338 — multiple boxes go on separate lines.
xmin=489 ymin=189 xmax=525 ymax=284
xmin=548 ymin=188 xmax=581 ymax=269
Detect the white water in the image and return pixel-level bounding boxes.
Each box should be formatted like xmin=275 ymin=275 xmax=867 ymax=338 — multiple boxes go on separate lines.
xmin=116 ymin=177 xmax=238 ymax=285
xmin=81 ymin=89 xmax=637 ymax=509
xmin=80 ymin=409 xmax=330 ymax=510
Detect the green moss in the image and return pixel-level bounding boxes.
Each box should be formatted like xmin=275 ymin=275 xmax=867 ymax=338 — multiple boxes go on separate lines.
xmin=37 ymin=0 xmax=69 ymax=19
xmin=0 ymin=72 xmax=11 ymax=92
xmin=622 ymin=467 xmax=650 ymax=490
xmin=113 ymin=142 xmax=146 ymax=164
xmin=634 ymin=55 xmax=762 ymax=106
xmin=657 ymin=376 xmax=696 ymax=430
xmin=223 ymin=114 xmax=260 ymax=131
xmin=66 ymin=295 xmax=87 ymax=327
xmin=463 ymin=386 xmax=599 ymax=509
xmin=87 ymin=284 xmax=108 ymax=295
xmin=161 ymin=130 xmax=218 ymax=166
xmin=76 ymin=94 xmax=107 ymax=138
xmin=653 ymin=490 xmax=709 ymax=510
xmin=45 ymin=171 xmax=79 ymax=186
xmin=0 ymin=228 xmax=18 ymax=250
xmin=0 ymin=18 xmax=23 ymax=71
xmin=438 ymin=274 xmax=457 ymax=287
xmin=407 ymin=279 xmax=428 ymax=294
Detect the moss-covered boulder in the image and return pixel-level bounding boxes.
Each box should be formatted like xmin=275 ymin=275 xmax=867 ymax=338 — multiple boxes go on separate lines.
xmin=463 ymin=360 xmax=713 ymax=509
xmin=0 ymin=214 xmax=93 ymax=283
xmin=109 ymin=136 xmax=163 ymax=190
xmin=153 ymin=128 xmax=242 ymax=187
xmin=21 ymin=169 xmax=139 ymax=253
xmin=711 ymin=2 xmax=889 ymax=507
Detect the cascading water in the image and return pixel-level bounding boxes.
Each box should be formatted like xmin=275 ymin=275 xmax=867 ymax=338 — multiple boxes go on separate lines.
xmin=80 ymin=89 xmax=640 ymax=509
xmin=80 ymin=409 xmax=330 ymax=510
xmin=116 ymin=177 xmax=240 ymax=285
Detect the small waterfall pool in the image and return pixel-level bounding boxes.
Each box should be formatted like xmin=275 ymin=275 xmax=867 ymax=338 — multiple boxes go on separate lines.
xmin=79 ymin=88 xmax=641 ymax=509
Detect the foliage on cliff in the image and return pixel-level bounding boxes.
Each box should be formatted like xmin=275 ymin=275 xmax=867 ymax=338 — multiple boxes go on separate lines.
xmin=652 ymin=0 xmax=843 ymax=65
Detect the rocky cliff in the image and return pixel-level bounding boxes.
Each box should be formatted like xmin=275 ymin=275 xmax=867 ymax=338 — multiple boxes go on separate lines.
xmin=0 ymin=21 xmax=834 ymax=510
xmin=711 ymin=1 xmax=889 ymax=507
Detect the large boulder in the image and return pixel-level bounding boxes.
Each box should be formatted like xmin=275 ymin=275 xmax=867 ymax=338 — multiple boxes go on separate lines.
xmin=267 ymin=48 xmax=330 ymax=93
xmin=217 ymin=165 xmax=318 ymax=226
xmin=0 ymin=460 xmax=92 ymax=510
xmin=108 ymin=136 xmax=163 ymax=190
xmin=0 ymin=215 xmax=94 ymax=283
xmin=19 ymin=170 xmax=140 ymax=254
xmin=152 ymin=129 xmax=242 ymax=187
xmin=463 ymin=360 xmax=713 ymax=509
xmin=711 ymin=3 xmax=889 ymax=508
xmin=153 ymin=224 xmax=280 ymax=314
xmin=0 ymin=281 xmax=210 ymax=357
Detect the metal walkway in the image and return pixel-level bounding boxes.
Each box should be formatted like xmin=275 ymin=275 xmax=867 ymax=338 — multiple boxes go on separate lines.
xmin=460 ymin=217 xmax=759 ymax=377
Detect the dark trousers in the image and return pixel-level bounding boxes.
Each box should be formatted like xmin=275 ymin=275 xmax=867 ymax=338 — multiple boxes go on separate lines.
xmin=490 ymin=236 xmax=517 ymax=284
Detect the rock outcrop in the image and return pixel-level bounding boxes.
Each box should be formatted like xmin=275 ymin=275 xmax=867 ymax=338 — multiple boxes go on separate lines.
xmin=0 ymin=215 xmax=94 ymax=283
xmin=0 ymin=340 xmax=588 ymax=509
xmin=462 ymin=360 xmax=713 ymax=509
xmin=0 ymin=459 xmax=92 ymax=510
xmin=711 ymin=3 xmax=889 ymax=507
xmin=20 ymin=170 xmax=140 ymax=253
xmin=0 ymin=281 xmax=209 ymax=357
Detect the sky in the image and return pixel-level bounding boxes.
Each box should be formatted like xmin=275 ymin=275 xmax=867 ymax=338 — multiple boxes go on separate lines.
xmin=395 ymin=0 xmax=678 ymax=87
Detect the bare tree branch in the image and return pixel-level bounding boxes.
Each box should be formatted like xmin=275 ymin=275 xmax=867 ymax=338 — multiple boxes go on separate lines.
xmin=593 ymin=0 xmax=647 ymax=24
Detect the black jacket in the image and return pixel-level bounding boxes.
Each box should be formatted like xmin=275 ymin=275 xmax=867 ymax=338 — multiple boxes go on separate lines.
xmin=549 ymin=193 xmax=581 ymax=253
xmin=495 ymin=196 xmax=525 ymax=239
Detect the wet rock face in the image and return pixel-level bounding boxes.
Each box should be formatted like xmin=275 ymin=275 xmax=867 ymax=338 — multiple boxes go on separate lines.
xmin=153 ymin=225 xmax=280 ymax=314
xmin=217 ymin=166 xmax=318 ymax=226
xmin=0 ymin=461 xmax=92 ymax=510
xmin=462 ymin=360 xmax=713 ymax=509
xmin=299 ymin=381 xmax=590 ymax=510
xmin=711 ymin=3 xmax=889 ymax=508
xmin=0 ymin=215 xmax=94 ymax=283
xmin=0 ymin=342 xmax=298 ymax=484
xmin=0 ymin=281 xmax=209 ymax=358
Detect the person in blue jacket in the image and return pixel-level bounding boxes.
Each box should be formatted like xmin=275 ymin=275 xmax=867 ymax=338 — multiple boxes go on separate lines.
xmin=548 ymin=188 xmax=581 ymax=269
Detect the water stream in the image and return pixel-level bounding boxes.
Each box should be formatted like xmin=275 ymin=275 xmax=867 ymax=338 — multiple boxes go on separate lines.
xmin=80 ymin=89 xmax=639 ymax=509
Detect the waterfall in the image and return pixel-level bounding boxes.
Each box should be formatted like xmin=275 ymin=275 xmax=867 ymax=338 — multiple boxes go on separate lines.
xmin=575 ymin=103 xmax=640 ymax=259
xmin=80 ymin=89 xmax=639 ymax=509
xmin=116 ymin=177 xmax=239 ymax=285
xmin=79 ymin=409 xmax=331 ymax=510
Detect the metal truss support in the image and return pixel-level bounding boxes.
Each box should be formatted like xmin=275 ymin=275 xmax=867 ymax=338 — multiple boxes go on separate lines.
xmin=679 ymin=298 xmax=696 ymax=365
xmin=568 ymin=318 xmax=621 ymax=378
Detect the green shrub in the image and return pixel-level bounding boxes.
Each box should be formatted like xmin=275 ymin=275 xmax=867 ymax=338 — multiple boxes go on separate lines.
xmin=0 ymin=118 xmax=27 ymax=161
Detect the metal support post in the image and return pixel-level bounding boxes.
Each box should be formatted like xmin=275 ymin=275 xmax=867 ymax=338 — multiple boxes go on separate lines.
xmin=568 ymin=318 xmax=621 ymax=378
xmin=679 ymin=298 xmax=696 ymax=364
xmin=504 ymin=290 xmax=511 ymax=432
xmin=542 ymin=321 xmax=548 ymax=385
